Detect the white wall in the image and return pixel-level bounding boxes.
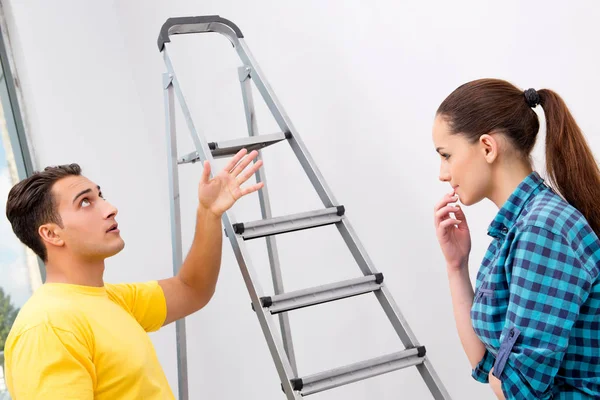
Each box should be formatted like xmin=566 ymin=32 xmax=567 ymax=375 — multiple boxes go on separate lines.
xmin=4 ymin=1 xmax=600 ymax=399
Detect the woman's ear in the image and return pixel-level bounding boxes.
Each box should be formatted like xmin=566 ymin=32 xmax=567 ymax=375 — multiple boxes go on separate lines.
xmin=479 ymin=133 xmax=499 ymax=164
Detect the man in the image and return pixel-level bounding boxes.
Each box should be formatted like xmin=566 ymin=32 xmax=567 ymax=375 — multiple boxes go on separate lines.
xmin=3 ymin=148 xmax=263 ymax=399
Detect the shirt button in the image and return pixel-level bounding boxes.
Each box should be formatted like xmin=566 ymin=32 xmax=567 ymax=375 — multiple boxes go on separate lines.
xmin=501 ymin=227 xmax=508 ymax=234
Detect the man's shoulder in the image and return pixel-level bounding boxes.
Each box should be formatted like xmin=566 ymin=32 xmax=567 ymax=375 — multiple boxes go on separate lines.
xmin=4 ymin=298 xmax=94 ymax=367
xmin=105 ymin=281 xmax=163 ymax=307
xmin=104 ymin=281 xmax=167 ymax=332
xmin=8 ymin=287 xmax=90 ymax=340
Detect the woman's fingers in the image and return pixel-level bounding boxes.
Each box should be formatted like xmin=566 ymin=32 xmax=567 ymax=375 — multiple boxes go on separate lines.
xmin=439 ymin=218 xmax=462 ymax=231
xmin=453 ymin=204 xmax=469 ymax=229
xmin=435 ymin=204 xmax=460 ymax=226
xmin=434 ymin=192 xmax=458 ymax=213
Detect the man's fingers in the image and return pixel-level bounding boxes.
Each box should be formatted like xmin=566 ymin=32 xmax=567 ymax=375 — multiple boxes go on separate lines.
xmin=236 ymin=159 xmax=263 ymax=184
xmin=224 ymin=148 xmax=249 ymax=173
xmin=240 ymin=181 xmax=264 ymax=196
xmin=231 ymin=150 xmax=259 ymax=177
xmin=201 ymin=161 xmax=211 ymax=184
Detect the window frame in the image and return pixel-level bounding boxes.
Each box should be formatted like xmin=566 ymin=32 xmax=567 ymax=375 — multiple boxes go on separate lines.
xmin=0 ymin=8 xmax=44 ymax=283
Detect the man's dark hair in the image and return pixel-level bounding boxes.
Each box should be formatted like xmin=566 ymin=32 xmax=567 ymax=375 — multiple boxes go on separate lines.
xmin=5 ymin=164 xmax=82 ymax=262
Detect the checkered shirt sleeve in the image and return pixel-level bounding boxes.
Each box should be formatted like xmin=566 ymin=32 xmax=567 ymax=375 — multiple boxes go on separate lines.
xmin=491 ymin=225 xmax=595 ymax=399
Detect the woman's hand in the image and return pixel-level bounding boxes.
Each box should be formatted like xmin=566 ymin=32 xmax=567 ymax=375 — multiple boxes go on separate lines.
xmin=434 ymin=190 xmax=471 ymax=272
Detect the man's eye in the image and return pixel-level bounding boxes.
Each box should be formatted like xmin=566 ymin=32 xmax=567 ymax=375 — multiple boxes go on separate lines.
xmin=81 ymin=198 xmax=91 ymax=207
xmin=442 ymin=153 xmax=451 ymax=160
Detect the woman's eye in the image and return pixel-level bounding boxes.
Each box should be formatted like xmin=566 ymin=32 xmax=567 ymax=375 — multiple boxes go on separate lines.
xmin=81 ymin=198 xmax=91 ymax=207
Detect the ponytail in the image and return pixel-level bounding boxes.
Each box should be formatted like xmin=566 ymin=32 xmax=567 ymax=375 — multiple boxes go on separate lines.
xmin=538 ymin=89 xmax=600 ymax=236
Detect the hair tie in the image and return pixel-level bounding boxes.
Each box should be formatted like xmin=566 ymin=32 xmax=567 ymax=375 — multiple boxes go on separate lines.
xmin=524 ymin=88 xmax=540 ymax=108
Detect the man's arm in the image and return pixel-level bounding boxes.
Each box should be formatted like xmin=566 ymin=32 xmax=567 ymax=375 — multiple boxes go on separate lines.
xmin=158 ymin=206 xmax=222 ymax=325
xmin=159 ymin=149 xmax=263 ymax=326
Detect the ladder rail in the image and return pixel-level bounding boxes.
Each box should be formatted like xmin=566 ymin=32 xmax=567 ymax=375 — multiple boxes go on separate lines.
xmin=224 ymin=211 xmax=302 ymax=399
xmin=163 ymin=50 xmax=214 ymax=167
xmin=163 ymin=73 xmax=190 ymax=400
xmin=239 ymin=65 xmax=298 ymax=377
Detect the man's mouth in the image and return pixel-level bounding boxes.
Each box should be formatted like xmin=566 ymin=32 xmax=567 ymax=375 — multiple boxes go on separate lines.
xmin=107 ymin=223 xmax=119 ymax=233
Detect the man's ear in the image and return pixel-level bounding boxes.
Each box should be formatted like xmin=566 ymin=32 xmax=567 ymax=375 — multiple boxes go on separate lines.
xmin=39 ymin=223 xmax=65 ymax=248
xmin=479 ymin=133 xmax=499 ymax=164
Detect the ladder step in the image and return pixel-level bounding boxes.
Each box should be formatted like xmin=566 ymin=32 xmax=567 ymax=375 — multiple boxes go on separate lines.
xmin=234 ymin=206 xmax=345 ymax=240
xmin=291 ymin=346 xmax=427 ymax=396
xmin=178 ymin=132 xmax=289 ymax=163
xmin=261 ymin=273 xmax=384 ymax=314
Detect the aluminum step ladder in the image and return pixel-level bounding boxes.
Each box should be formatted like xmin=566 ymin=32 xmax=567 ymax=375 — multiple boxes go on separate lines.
xmin=158 ymin=16 xmax=452 ymax=400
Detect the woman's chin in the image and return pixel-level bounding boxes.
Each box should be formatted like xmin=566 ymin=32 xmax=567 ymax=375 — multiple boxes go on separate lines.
xmin=457 ymin=195 xmax=470 ymax=206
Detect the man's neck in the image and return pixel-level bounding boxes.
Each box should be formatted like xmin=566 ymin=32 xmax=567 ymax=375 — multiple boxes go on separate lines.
xmin=45 ymin=257 xmax=105 ymax=287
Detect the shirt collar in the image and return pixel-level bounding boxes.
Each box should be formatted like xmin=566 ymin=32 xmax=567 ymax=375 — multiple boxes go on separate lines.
xmin=488 ymin=171 xmax=546 ymax=238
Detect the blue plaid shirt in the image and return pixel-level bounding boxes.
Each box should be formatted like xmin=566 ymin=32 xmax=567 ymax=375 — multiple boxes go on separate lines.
xmin=470 ymin=171 xmax=600 ymax=399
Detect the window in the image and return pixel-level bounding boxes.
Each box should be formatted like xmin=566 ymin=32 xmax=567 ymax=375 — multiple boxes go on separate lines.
xmin=0 ymin=17 xmax=42 ymax=398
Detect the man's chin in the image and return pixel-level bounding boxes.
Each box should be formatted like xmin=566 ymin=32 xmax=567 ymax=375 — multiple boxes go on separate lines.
xmin=105 ymin=240 xmax=125 ymax=258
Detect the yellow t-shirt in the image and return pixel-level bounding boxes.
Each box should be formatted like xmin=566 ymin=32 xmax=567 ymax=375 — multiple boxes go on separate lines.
xmin=3 ymin=281 xmax=175 ymax=399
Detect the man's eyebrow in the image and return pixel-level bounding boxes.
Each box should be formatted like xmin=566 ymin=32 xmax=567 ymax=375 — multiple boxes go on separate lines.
xmin=72 ymin=185 xmax=101 ymax=204
xmin=435 ymin=147 xmax=446 ymax=153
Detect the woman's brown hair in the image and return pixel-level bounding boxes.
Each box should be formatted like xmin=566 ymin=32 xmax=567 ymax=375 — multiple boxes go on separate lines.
xmin=437 ymin=78 xmax=600 ymax=235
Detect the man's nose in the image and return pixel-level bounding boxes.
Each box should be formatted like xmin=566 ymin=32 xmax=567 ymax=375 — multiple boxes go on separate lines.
xmin=103 ymin=201 xmax=118 ymax=219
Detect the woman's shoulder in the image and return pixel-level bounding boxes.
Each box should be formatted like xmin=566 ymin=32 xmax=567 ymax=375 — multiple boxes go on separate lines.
xmin=519 ymin=187 xmax=600 ymax=261
xmin=522 ymin=188 xmax=583 ymax=227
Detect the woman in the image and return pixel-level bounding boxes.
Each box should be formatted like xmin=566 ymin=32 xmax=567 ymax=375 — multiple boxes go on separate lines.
xmin=432 ymin=79 xmax=600 ymax=399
